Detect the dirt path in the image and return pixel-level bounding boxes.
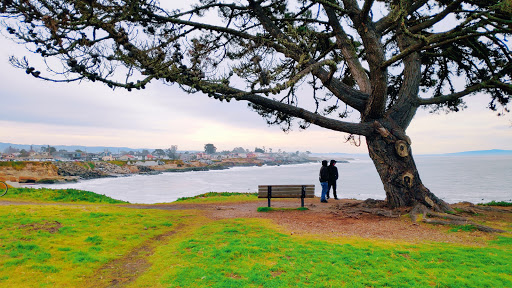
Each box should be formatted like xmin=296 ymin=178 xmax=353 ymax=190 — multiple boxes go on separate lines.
xmin=84 ymin=223 xmax=185 ymax=288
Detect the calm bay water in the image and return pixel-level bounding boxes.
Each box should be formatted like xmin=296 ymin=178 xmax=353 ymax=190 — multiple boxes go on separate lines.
xmin=32 ymin=155 xmax=512 ymax=204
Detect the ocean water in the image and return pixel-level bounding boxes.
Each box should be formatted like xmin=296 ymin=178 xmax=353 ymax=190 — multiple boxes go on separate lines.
xmin=31 ymin=155 xmax=512 ymax=204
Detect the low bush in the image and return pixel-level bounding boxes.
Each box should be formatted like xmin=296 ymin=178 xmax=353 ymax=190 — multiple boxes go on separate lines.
xmin=478 ymin=201 xmax=512 ymax=207
xmin=3 ymin=187 xmax=127 ymax=204
xmin=176 ymin=192 xmax=257 ymax=202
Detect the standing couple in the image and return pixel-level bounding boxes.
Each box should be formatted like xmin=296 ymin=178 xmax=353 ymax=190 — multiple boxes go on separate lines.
xmin=319 ymin=160 xmax=338 ymax=203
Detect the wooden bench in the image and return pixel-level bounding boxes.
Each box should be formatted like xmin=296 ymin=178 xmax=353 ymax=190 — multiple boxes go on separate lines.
xmin=258 ymin=185 xmax=315 ymax=208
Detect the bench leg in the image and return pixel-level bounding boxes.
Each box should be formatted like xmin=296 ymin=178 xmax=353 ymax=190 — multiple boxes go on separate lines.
xmin=301 ymin=185 xmax=306 ymax=208
xmin=267 ymin=186 xmax=272 ymax=207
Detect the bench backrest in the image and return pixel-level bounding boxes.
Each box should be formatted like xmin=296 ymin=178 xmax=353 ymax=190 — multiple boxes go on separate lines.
xmin=258 ymin=185 xmax=315 ymax=198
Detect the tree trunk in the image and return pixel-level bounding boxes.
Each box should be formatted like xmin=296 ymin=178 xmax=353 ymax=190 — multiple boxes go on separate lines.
xmin=366 ymin=125 xmax=453 ymax=212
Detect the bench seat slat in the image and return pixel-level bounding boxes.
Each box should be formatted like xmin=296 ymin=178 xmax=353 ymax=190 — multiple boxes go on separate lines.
xmin=257 ymin=185 xmax=315 ymax=198
xmin=257 ymin=193 xmax=315 ymax=198
xmin=257 ymin=190 xmax=315 ymax=194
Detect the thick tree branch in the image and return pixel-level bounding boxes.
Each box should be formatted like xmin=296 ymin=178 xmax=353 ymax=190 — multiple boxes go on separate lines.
xmin=375 ymin=0 xmax=428 ymax=33
xmin=360 ymin=0 xmax=374 ymax=22
xmin=418 ymin=82 xmax=506 ymax=106
xmin=342 ymin=0 xmax=388 ymax=119
xmin=409 ymin=0 xmax=464 ymax=33
xmin=387 ymin=35 xmax=421 ymax=129
xmin=241 ymin=93 xmax=373 ymax=136
xmin=324 ymin=5 xmax=371 ymax=94
xmin=193 ymin=80 xmax=373 ymax=136
xmin=311 ymin=0 xmax=345 ymax=13
xmin=381 ymin=29 xmax=491 ymax=69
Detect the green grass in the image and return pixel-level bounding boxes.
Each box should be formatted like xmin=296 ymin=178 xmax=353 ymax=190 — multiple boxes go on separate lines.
xmin=0 ymin=203 xmax=188 ymax=287
xmin=0 ymin=161 xmax=30 ymax=170
xmin=478 ymin=201 xmax=512 ymax=207
xmin=449 ymin=224 xmax=479 ymax=232
xmin=135 ymin=218 xmax=512 ymax=288
xmin=175 ymin=192 xmax=258 ymax=203
xmin=86 ymin=162 xmax=95 ymax=169
xmin=2 ymin=187 xmax=128 ymax=204
xmin=108 ymin=160 xmax=128 ymax=167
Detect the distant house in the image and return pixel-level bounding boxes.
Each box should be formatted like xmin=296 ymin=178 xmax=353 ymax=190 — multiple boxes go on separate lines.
xmin=71 ymin=152 xmax=86 ymax=160
xmin=246 ymin=153 xmax=257 ymax=158
xmin=145 ymin=154 xmax=156 ymax=161
xmin=86 ymin=152 xmax=100 ymax=161
xmin=179 ymin=153 xmax=193 ymax=162
xmin=214 ymin=154 xmax=228 ymax=160
xmin=28 ymin=149 xmax=37 ymax=157
xmin=137 ymin=160 xmax=159 ymax=167
xmin=30 ymin=154 xmax=54 ymax=162
xmin=3 ymin=154 xmax=15 ymax=161
xmin=196 ymin=153 xmax=211 ymax=160
xmin=119 ymin=155 xmax=135 ymax=161
xmin=102 ymin=155 xmax=114 ymax=161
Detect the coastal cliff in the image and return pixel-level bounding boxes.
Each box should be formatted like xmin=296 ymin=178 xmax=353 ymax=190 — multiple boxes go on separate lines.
xmin=0 ymin=161 xmax=163 ymax=183
xmin=0 ymin=158 xmax=314 ymax=184
xmin=0 ymin=162 xmax=64 ymax=183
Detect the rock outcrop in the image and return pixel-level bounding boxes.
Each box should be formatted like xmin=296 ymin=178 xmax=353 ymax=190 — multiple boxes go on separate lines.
xmin=0 ymin=162 xmax=67 ymax=183
xmin=54 ymin=161 xmax=135 ymax=179
xmin=0 ymin=158 xmax=315 ymax=184
xmin=0 ymin=161 xmax=150 ymax=183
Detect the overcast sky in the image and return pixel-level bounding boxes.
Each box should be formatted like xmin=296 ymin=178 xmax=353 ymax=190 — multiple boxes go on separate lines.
xmin=1 ymin=23 xmax=511 ymax=154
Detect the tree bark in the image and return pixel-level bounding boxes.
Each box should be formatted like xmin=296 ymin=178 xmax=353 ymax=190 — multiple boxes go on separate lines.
xmin=366 ymin=124 xmax=453 ymax=212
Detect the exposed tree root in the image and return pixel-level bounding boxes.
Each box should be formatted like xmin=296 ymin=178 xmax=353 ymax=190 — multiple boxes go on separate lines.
xmin=331 ymin=199 xmax=506 ymax=233
xmin=410 ymin=203 xmax=505 ymax=233
xmin=332 ymin=199 xmax=403 ymax=218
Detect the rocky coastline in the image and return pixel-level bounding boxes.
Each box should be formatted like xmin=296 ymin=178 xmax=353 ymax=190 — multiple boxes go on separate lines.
xmin=0 ymin=158 xmax=318 ymax=185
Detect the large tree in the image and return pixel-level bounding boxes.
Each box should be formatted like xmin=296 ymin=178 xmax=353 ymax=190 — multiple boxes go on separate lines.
xmin=204 ymin=143 xmax=217 ymax=154
xmin=1 ymin=1 xmax=511 ymax=212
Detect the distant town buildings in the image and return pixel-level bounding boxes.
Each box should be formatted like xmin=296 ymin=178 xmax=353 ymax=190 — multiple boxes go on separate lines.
xmin=0 ymin=145 xmax=312 ymax=165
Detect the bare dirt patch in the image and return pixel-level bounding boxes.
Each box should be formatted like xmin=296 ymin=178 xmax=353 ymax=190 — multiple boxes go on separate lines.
xmin=19 ymin=220 xmax=62 ymax=234
xmin=85 ymin=224 xmax=184 ymax=288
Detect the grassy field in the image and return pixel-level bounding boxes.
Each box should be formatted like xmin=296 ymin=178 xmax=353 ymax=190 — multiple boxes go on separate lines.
xmin=0 ymin=188 xmax=511 ymax=287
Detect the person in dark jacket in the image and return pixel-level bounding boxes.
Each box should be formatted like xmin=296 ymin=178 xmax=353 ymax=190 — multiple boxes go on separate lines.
xmin=327 ymin=160 xmax=339 ymax=200
xmin=319 ymin=160 xmax=329 ymax=203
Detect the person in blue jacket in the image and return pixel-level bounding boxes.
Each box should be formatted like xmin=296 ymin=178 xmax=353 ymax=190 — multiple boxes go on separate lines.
xmin=319 ymin=160 xmax=329 ymax=203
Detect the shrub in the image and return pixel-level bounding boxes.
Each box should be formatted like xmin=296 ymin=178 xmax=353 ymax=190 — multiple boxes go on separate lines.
xmin=449 ymin=224 xmax=479 ymax=232
xmin=478 ymin=201 xmax=512 ymax=207
xmin=6 ymin=187 xmax=128 ymax=204
xmin=176 ymin=192 xmax=257 ymax=202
